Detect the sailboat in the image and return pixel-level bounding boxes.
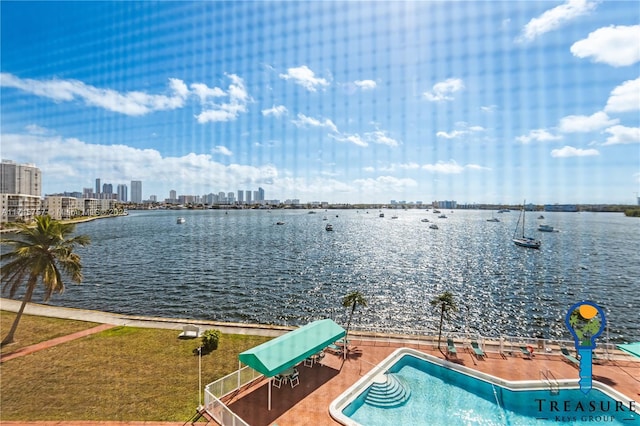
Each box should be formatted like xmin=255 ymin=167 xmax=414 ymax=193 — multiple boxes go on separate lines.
xmin=513 ymin=201 xmax=541 ymax=249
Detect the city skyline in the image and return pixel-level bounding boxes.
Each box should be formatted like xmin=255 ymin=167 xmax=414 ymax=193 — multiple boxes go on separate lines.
xmin=1 ymin=2 xmax=639 ymax=205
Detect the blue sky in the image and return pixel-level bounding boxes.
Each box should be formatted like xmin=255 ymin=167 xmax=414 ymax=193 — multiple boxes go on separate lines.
xmin=1 ymin=1 xmax=638 ymax=204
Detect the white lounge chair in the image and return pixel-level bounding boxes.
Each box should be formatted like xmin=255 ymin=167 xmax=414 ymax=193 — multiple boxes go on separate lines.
xmin=178 ymin=324 xmax=201 ymax=339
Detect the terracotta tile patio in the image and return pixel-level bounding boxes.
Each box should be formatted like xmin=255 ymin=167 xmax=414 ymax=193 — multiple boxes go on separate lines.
xmin=220 ymin=338 xmax=640 ymax=426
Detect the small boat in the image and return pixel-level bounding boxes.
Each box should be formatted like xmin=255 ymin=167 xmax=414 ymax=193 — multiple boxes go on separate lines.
xmin=391 ymin=215 xmax=398 ymax=219
xmin=323 ymin=216 xmax=328 ymax=220
xmin=498 ymin=209 xmax=510 ymax=213
xmin=438 ymin=214 xmax=447 ymax=219
xmin=176 ymin=217 xmax=186 ymax=224
xmin=433 ymin=209 xmax=441 ymax=214
xmin=538 ymin=215 xmax=545 ymax=219
xmin=325 ymin=223 xmax=333 ymax=231
xmin=487 ymin=217 xmax=500 ymax=222
xmin=379 ymin=212 xmax=384 ymax=218
xmin=429 ymin=224 xmax=438 ymax=229
xmin=421 ymin=218 xmax=430 ymax=223
xmin=276 ymin=221 xmax=285 ymax=225
xmin=537 ymin=224 xmax=558 ymax=232
xmin=513 ymin=201 xmax=541 ymax=249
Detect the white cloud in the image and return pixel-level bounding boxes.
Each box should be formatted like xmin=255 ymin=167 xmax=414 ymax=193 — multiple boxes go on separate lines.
xmin=292 ymin=114 xmax=338 ymax=133
xmin=481 ymin=105 xmax=497 ymax=113
xmin=329 ymin=133 xmax=368 ymax=147
xmin=195 ymin=74 xmax=250 ymax=123
xmin=423 ymin=78 xmax=465 ymax=101
xmin=190 ymin=83 xmax=226 ymax=102
xmin=279 ymin=65 xmax=330 ymax=92
xmin=436 ymin=130 xmax=466 ymax=139
xmin=516 ymin=129 xmax=562 ymax=144
xmin=422 ymin=160 xmax=465 ymax=174
xmin=558 ymin=111 xmax=618 ymax=133
xmin=550 ymin=146 xmax=600 ymax=157
xmin=603 ymin=125 xmax=640 ymax=146
xmin=25 ymin=124 xmax=52 ymax=135
xmin=518 ymin=0 xmax=598 ymax=43
xmin=354 ymin=80 xmax=377 ymax=90
xmin=0 ymin=131 xmax=282 ymax=196
xmin=364 ymin=130 xmax=399 ymax=147
xmin=0 ymin=72 xmax=250 ymax=123
xmin=605 ymin=78 xmax=640 ymax=113
xmin=436 ymin=122 xmax=485 ymax=139
xmin=212 ymin=146 xmax=233 ymax=156
xmin=261 ymin=105 xmax=288 ymax=117
xmin=571 ymin=25 xmax=640 ymax=67
xmin=0 ymin=73 xmax=189 ymax=116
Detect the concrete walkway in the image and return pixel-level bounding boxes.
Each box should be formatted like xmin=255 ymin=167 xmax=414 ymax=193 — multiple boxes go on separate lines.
xmin=1 ymin=297 xmax=292 ymax=337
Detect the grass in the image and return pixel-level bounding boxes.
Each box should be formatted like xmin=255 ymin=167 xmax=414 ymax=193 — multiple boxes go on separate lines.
xmin=1 ymin=310 xmax=100 ymax=355
xmin=0 ymin=311 xmax=271 ymax=422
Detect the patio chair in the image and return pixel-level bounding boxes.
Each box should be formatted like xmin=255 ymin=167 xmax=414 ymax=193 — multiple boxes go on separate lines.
xmin=326 ymin=343 xmax=343 ymax=355
xmin=447 ymin=338 xmax=457 ymax=357
xmin=470 ymin=341 xmax=486 ymax=359
xmin=561 ymin=347 xmax=580 ymax=367
xmin=272 ymin=375 xmax=284 ymax=389
xmin=519 ymin=346 xmax=533 ymax=360
xmin=289 ymin=371 xmax=299 ymax=388
xmin=304 ymin=357 xmax=314 ymax=367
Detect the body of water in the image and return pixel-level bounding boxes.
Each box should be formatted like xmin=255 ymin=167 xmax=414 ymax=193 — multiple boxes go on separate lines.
xmin=11 ymin=208 xmax=640 ymax=342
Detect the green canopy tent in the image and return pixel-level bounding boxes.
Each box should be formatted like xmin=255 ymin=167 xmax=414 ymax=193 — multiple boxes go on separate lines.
xmin=616 ymin=342 xmax=640 ymax=359
xmin=239 ymin=318 xmax=346 ymax=410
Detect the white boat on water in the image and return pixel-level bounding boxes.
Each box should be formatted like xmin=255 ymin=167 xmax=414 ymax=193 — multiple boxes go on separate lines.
xmin=538 ymin=224 xmax=558 ymax=232
xmin=325 ymin=223 xmax=333 ymax=231
xmin=438 ymin=214 xmax=447 ymax=218
xmin=421 ymin=218 xmax=430 ymax=222
xmin=176 ymin=217 xmax=186 ymax=224
xmin=429 ymin=224 xmax=439 ymax=229
xmin=512 ymin=201 xmax=541 ymax=249
xmin=487 ymin=217 xmax=500 ymax=222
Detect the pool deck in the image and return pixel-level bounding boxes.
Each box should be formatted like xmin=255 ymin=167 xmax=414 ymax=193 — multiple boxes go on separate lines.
xmin=222 ymin=337 xmax=640 ymax=426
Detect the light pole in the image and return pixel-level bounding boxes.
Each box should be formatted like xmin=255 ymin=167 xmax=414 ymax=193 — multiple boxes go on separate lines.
xmin=198 ymin=346 xmax=202 ymax=409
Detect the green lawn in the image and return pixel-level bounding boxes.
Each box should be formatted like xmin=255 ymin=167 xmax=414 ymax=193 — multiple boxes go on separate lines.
xmin=1 ymin=311 xmax=100 ymax=355
xmin=0 ymin=312 xmax=271 ymax=422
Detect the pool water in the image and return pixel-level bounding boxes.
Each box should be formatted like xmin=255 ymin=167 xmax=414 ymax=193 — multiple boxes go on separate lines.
xmin=342 ymin=354 xmax=638 ymax=425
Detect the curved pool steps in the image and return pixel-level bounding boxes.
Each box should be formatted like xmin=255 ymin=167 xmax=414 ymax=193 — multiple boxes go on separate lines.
xmin=364 ymin=373 xmax=411 ymax=408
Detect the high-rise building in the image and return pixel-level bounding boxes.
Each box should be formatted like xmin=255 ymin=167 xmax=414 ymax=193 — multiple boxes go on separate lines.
xmin=130 ymin=180 xmax=142 ymax=203
xmin=237 ymin=190 xmax=244 ymax=204
xmin=0 ymin=160 xmax=41 ymax=196
xmin=245 ymin=190 xmax=252 ymax=204
xmin=117 ymin=184 xmax=128 ymax=202
xmin=95 ymin=178 xmax=101 ymax=195
xmin=102 ymin=183 xmax=113 ymax=196
xmin=257 ymin=187 xmax=265 ymax=201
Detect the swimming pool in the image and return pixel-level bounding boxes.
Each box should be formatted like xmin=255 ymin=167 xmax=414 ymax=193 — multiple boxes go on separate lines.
xmin=330 ymin=348 xmax=638 ymax=426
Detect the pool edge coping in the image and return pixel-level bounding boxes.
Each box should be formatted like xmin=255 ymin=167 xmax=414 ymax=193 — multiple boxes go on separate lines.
xmin=328 ymin=347 xmax=639 ymax=426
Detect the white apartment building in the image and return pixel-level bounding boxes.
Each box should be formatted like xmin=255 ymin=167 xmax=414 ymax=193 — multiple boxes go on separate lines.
xmin=44 ymin=196 xmax=80 ymax=220
xmin=0 ymin=160 xmax=42 ymax=223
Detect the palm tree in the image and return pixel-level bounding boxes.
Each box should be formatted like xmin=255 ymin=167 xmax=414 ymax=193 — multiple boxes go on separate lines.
xmin=1 ymin=215 xmax=90 ymax=346
xmin=341 ymin=291 xmax=367 ymax=357
xmin=430 ymin=291 xmax=458 ymax=358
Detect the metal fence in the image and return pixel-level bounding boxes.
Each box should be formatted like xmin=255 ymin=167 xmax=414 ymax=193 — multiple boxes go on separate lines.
xmin=203 ymin=365 xmax=263 ymax=426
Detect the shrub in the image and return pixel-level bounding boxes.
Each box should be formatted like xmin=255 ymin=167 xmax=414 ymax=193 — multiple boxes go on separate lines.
xmin=201 ymin=329 xmax=221 ymax=353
